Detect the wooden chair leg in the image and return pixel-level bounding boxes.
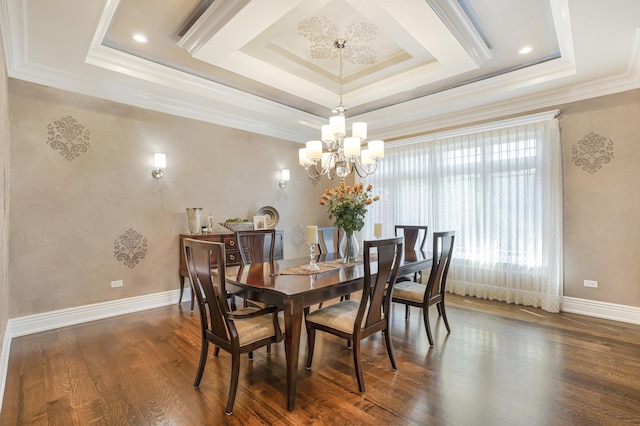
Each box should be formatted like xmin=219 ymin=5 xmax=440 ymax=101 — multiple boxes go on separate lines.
xmin=248 ymin=351 xmax=253 ymax=360
xmin=226 ymin=351 xmax=241 ymax=415
xmin=305 ymin=327 xmax=316 ymax=369
xmin=214 ymin=346 xmax=220 ymax=356
xmin=193 ymin=340 xmax=209 ymax=388
xmin=423 ymin=307 xmax=434 ymax=346
xmin=352 ymin=339 xmax=365 ymax=393
xmin=383 ymin=329 xmax=397 ymax=370
xmin=440 ymin=301 xmax=451 ymax=333
xmin=405 ymin=304 xmax=410 ymax=321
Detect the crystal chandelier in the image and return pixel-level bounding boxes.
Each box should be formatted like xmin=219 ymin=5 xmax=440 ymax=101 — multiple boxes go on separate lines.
xmin=298 ymin=40 xmax=384 ymax=180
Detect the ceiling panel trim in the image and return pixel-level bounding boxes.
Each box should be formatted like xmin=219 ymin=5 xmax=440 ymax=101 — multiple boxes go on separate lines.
xmin=425 ymin=0 xmax=492 ymax=65
xmin=177 ymin=0 xmax=251 ymax=54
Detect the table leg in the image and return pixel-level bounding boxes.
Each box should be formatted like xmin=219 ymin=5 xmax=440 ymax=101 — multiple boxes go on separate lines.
xmin=283 ymin=299 xmax=303 ymax=412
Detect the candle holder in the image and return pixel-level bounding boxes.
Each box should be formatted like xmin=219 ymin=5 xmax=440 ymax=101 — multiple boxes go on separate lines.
xmin=306 ymin=243 xmax=320 ymax=271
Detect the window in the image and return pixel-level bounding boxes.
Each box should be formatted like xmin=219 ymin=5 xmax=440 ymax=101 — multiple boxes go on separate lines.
xmin=363 ymin=112 xmax=562 ymax=312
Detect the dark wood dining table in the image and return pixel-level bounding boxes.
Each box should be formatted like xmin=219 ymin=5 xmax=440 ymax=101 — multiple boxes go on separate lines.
xmin=222 ymin=250 xmax=432 ymax=411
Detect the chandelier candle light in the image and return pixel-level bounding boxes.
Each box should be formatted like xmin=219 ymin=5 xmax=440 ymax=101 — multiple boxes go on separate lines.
xmin=299 ymin=40 xmax=384 ymax=180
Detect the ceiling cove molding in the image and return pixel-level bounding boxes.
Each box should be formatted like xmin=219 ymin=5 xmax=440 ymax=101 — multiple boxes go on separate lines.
xmin=425 ymin=0 xmax=492 ymax=66
xmin=85 ymin=44 xmax=318 ymax=125
xmin=369 ymin=64 xmax=640 ymax=143
xmin=549 ymin=0 xmax=575 ymax=65
xmin=350 ymin=55 xmax=577 ymax=126
xmin=177 ymin=0 xmax=250 ymax=54
xmin=387 ymin=109 xmax=560 ymax=148
xmin=10 ymin=59 xmax=310 ymax=142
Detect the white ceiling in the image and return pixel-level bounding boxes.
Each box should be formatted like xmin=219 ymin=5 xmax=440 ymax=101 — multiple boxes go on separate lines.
xmin=1 ymin=0 xmax=639 ymax=143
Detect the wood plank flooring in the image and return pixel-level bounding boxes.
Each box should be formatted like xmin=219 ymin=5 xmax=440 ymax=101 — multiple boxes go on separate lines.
xmin=2 ymin=294 xmax=640 ymax=425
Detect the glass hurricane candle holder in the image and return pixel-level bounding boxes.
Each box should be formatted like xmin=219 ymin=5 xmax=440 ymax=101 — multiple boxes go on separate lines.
xmin=306 ymin=243 xmax=320 ymax=271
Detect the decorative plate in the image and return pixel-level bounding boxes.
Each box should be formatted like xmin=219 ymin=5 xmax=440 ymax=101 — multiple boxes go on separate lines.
xmin=256 ymin=206 xmax=279 ymax=229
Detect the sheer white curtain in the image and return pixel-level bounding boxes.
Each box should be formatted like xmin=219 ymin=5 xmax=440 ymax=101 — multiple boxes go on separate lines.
xmin=362 ymin=112 xmax=563 ymax=312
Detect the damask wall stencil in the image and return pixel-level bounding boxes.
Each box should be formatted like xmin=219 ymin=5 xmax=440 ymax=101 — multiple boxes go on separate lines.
xmin=298 ymin=17 xmax=378 ymax=64
xmin=571 ymin=132 xmax=615 ymax=174
xmin=46 ymin=115 xmax=91 ymax=161
xmin=291 ymin=225 xmax=306 ymax=251
xmin=114 ymin=228 xmax=148 ymax=268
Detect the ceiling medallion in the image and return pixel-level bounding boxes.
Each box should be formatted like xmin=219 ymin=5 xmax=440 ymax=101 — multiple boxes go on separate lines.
xmin=297 ymin=16 xmax=378 ymax=65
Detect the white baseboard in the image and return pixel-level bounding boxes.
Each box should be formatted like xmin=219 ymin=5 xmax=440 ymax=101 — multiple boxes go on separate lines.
xmin=561 ymin=296 xmax=640 ymax=325
xmin=0 ymin=288 xmax=190 ymax=413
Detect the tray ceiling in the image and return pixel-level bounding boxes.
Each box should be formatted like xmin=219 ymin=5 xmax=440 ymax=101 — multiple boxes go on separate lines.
xmin=1 ymin=0 xmax=639 ymax=142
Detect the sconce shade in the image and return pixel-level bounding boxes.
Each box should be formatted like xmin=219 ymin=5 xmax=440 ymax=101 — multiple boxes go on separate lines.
xmin=154 ymin=153 xmax=166 ymax=168
xmin=279 ymin=169 xmax=291 ymax=188
xmin=152 ymin=153 xmax=166 ymax=179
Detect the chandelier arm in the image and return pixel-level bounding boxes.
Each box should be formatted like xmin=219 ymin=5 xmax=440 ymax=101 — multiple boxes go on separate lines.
xmin=353 ymin=159 xmax=369 ymax=178
xmin=352 ymin=158 xmax=379 ymax=178
xmin=305 ymin=164 xmax=320 ymax=179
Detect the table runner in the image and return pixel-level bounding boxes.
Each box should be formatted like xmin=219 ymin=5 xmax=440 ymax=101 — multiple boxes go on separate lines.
xmin=280 ymin=258 xmax=360 ymax=275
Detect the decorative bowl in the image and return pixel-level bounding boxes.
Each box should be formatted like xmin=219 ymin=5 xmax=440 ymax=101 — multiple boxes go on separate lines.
xmin=220 ymin=222 xmax=254 ymax=232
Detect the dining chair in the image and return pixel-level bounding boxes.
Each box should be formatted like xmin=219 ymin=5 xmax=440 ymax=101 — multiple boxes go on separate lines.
xmin=394 ymin=225 xmax=429 ymax=283
xmin=236 ymin=229 xmax=278 ymax=350
xmin=304 ymin=237 xmax=404 ymax=393
xmin=391 ymin=230 xmax=455 ymax=346
xmin=317 ymin=226 xmax=340 ymax=254
xmin=236 ymin=229 xmax=276 ymax=265
xmin=184 ymin=238 xmax=283 ymax=415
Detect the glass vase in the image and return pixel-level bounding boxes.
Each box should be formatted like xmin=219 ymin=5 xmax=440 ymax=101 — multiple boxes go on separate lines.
xmin=339 ymin=230 xmax=359 ymax=263
xmin=186 ymin=208 xmax=203 ymax=235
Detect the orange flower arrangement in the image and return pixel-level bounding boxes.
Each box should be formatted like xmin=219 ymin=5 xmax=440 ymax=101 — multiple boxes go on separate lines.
xmin=319 ymin=182 xmax=379 ymax=233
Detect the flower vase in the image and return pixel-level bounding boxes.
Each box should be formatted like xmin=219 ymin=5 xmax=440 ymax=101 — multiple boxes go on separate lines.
xmin=186 ymin=208 xmax=203 ymax=235
xmin=339 ymin=230 xmax=359 ymax=263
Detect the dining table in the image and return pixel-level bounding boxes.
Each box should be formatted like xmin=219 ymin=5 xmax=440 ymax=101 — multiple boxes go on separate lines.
xmin=222 ymin=250 xmax=432 ymax=412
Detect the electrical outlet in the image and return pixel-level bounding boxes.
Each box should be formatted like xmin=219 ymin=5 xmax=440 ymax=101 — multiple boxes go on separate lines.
xmin=111 ymin=280 xmax=123 ymax=288
xmin=583 ymin=280 xmax=598 ymax=288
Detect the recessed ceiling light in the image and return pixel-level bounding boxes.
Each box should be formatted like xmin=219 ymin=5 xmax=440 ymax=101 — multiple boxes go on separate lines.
xmin=518 ymin=46 xmax=533 ymax=55
xmin=133 ymin=33 xmax=148 ymax=43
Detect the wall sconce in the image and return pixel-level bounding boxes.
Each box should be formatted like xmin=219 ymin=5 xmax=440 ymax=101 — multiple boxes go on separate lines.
xmin=279 ymin=169 xmax=290 ymax=188
xmin=152 ymin=153 xmax=166 ymax=179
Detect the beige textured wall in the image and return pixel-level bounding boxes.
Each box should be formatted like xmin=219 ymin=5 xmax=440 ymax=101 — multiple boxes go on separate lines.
xmin=560 ymin=89 xmax=640 ymax=306
xmin=8 ymin=79 xmax=329 ymax=318
xmin=6 ymin=79 xmax=640 ymax=319
xmin=0 ymin=30 xmax=9 ymax=354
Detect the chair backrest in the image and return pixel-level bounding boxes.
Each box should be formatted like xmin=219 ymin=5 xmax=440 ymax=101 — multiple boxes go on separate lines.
xmin=236 ymin=229 xmax=276 ymax=265
xmin=426 ymin=231 xmax=455 ymax=299
xmin=317 ymin=226 xmax=340 ymax=254
xmin=183 ymin=239 xmax=235 ymax=344
xmin=358 ymin=237 xmax=404 ymax=329
xmin=394 ymin=225 xmax=428 ymax=251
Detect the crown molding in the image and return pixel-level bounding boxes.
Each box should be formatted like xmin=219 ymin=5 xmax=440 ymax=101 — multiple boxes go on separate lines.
xmin=178 ymin=0 xmax=251 ymax=54
xmin=425 ymin=0 xmax=492 ymax=65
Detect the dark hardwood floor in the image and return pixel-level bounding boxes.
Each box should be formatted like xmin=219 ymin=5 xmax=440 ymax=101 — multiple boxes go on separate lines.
xmin=2 ymin=294 xmax=640 ymax=425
